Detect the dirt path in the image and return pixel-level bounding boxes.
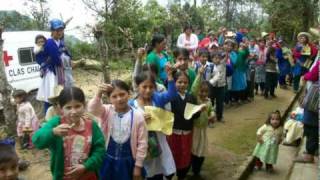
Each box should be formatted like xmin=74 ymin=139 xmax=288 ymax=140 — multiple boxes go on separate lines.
xmin=19 ymin=68 xmax=295 ymax=180
xmin=198 ymin=88 xmax=295 ymax=180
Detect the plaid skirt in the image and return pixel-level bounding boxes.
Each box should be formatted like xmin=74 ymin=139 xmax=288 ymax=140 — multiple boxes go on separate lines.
xmin=167 ymin=132 xmax=192 ymax=169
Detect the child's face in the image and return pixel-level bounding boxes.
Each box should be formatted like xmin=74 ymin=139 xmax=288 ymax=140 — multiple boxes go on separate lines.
xmin=0 ymin=160 xmax=19 ymax=180
xmin=36 ymin=38 xmax=46 ymax=46
xmin=138 ymin=80 xmax=155 ymax=100
xmin=61 ymin=100 xmax=85 ymax=124
xmin=176 ymin=55 xmax=189 ymax=71
xmin=225 ymin=43 xmax=233 ymax=52
xmin=258 ymin=41 xmax=265 ymax=47
xmin=270 ymin=114 xmax=281 ymax=128
xmin=109 ymin=87 xmax=130 ymax=112
xmin=175 ymin=74 xmax=189 ymax=94
xmin=299 ymin=36 xmax=307 ymax=44
xmin=13 ymin=96 xmax=23 ymax=104
xmin=212 ymin=56 xmax=221 ymax=65
xmin=199 ymin=55 xmax=208 ymax=65
xmin=199 ymin=85 xmax=209 ymax=100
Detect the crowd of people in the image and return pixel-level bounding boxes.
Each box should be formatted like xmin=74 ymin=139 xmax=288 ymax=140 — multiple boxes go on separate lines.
xmin=0 ymin=18 xmax=319 ymax=180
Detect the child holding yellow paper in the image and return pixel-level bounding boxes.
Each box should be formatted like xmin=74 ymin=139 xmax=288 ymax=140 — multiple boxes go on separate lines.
xmin=167 ymin=68 xmax=204 ymax=180
xmin=190 ymin=74 xmax=215 ymax=176
xmin=129 ymin=65 xmax=178 ymax=180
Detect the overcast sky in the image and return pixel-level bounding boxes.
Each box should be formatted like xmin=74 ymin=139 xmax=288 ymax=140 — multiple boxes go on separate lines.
xmin=0 ymin=0 xmax=174 ymax=40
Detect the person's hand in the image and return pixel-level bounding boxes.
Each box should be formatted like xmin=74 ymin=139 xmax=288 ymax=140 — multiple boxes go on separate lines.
xmin=97 ymin=83 xmax=113 ymax=97
xmin=137 ymin=48 xmax=146 ymax=61
xmin=258 ymin=136 xmax=264 ymax=144
xmin=133 ymin=166 xmax=142 ymax=180
xmin=143 ymin=113 xmax=152 ymax=124
xmin=64 ymin=164 xmax=86 ymax=179
xmin=200 ymin=104 xmax=207 ymax=112
xmin=199 ymin=65 xmax=206 ymax=75
xmin=53 ymin=124 xmax=72 ymax=137
xmin=165 ymin=63 xmax=175 ymax=80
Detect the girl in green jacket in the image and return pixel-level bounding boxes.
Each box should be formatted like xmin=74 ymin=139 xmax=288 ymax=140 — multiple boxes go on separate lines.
xmin=32 ymin=87 xmax=105 ymax=180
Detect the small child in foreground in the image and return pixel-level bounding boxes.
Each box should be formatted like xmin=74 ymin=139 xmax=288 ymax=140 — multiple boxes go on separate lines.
xmin=252 ymin=110 xmax=284 ymax=173
xmin=191 ymin=73 xmax=215 ymax=176
xmin=0 ymin=142 xmax=20 ymax=180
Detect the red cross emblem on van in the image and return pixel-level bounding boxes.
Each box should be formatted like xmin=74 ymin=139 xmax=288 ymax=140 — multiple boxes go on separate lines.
xmin=3 ymin=51 xmax=12 ymax=66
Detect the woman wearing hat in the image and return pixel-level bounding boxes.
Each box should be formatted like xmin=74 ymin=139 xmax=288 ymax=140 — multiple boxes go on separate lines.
xmin=36 ymin=19 xmax=72 ymax=113
xmin=291 ymin=32 xmax=317 ymax=92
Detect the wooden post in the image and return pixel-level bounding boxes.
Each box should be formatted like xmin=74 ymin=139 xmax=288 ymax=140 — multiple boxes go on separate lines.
xmin=0 ymin=25 xmax=17 ymax=135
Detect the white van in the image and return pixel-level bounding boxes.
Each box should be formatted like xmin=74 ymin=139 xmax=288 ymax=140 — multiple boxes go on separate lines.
xmin=2 ymin=31 xmax=51 ymax=92
xmin=1 ymin=31 xmax=51 ymax=116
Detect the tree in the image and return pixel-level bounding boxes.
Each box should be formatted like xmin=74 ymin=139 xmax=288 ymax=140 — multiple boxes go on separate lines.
xmin=0 ymin=11 xmax=34 ymax=31
xmin=25 ymin=0 xmax=50 ymax=30
xmin=0 ymin=25 xmax=17 ymax=135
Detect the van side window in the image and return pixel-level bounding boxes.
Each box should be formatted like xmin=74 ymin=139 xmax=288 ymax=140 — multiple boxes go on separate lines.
xmin=18 ymin=47 xmax=35 ymax=65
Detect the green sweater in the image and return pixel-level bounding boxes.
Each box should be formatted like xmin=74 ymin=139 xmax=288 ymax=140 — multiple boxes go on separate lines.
xmin=187 ymin=68 xmax=196 ymax=92
xmin=146 ymin=50 xmax=174 ymax=84
xmin=32 ymin=116 xmax=105 ymax=180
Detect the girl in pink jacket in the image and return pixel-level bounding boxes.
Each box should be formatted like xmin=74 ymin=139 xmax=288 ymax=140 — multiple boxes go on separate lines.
xmin=87 ymin=80 xmax=148 ymax=180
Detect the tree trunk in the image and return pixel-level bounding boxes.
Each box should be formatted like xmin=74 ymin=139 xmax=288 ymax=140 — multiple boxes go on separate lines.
xmin=98 ymin=36 xmax=110 ymax=83
xmin=225 ymin=0 xmax=230 ymax=27
xmin=0 ymin=32 xmax=17 ymax=136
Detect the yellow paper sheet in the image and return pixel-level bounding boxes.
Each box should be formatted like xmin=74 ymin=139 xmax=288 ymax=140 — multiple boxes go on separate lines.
xmin=144 ymin=106 xmax=174 ymax=135
xmin=184 ymin=103 xmax=205 ymax=120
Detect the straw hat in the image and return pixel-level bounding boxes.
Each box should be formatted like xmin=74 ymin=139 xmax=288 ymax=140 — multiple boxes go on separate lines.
xmin=297 ymin=32 xmax=311 ymax=39
xmin=225 ymin=31 xmax=236 ymax=37
xmin=224 ymin=38 xmax=236 ymax=44
xmin=48 ymin=85 xmax=63 ymax=104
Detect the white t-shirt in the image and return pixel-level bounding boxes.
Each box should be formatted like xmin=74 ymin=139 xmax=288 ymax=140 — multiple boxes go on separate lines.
xmin=176 ymin=33 xmax=199 ymax=50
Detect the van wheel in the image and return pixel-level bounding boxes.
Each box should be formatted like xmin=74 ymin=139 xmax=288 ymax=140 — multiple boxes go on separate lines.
xmin=28 ymin=90 xmax=44 ymax=119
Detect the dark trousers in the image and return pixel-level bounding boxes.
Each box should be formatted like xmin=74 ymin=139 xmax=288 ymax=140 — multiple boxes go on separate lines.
xmin=231 ymin=90 xmax=246 ymax=102
xmin=265 ymin=72 xmax=278 ymax=97
xmin=246 ymin=81 xmax=255 ymax=99
xmin=177 ymin=166 xmax=190 ymax=180
xmin=210 ymin=86 xmax=225 ymax=121
xmin=224 ymin=87 xmax=231 ymax=104
xmin=147 ymin=174 xmax=174 ymax=180
xmin=279 ymin=75 xmax=287 ymax=85
xmin=304 ymin=124 xmax=319 ymax=155
xmin=255 ymin=82 xmax=265 ymax=93
xmin=293 ymin=75 xmax=301 ymax=92
xmin=191 ymin=154 xmax=205 ymax=175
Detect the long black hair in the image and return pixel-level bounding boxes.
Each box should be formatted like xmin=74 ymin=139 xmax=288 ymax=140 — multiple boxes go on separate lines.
xmin=107 ymin=80 xmax=131 ymax=97
xmin=58 ymin=87 xmax=86 ymax=107
xmin=147 ymin=33 xmax=166 ymax=54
